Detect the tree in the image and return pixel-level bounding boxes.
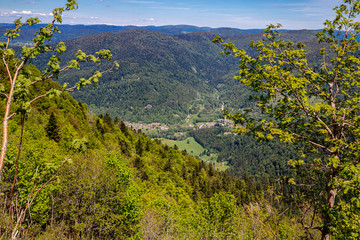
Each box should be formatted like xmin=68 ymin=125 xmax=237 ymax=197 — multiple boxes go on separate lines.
xmin=0 ymin=0 xmax=118 ymax=179
xmin=0 ymin=1 xmax=117 ymax=237
xmin=214 ymin=0 xmax=360 ymax=239
xmin=120 ymin=120 xmax=129 ymax=136
xmin=207 ymin=192 xmax=237 ymax=238
xmin=46 ymin=112 xmax=61 ymax=142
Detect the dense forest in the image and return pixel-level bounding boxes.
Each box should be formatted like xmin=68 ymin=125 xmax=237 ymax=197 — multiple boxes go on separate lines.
xmin=0 ymin=65 xmax=309 ymax=239
xmin=2 ymin=0 xmax=360 ymax=239
xmin=29 ymin=28 xmax=322 ymax=124
xmin=189 ymin=126 xmax=298 ymax=177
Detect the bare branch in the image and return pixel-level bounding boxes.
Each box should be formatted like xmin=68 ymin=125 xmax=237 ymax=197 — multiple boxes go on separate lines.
xmin=0 ymin=92 xmax=8 ymax=99
xmin=29 ymin=94 xmax=48 ymax=105
xmin=292 ymin=132 xmax=334 ymax=154
xmin=27 ymin=152 xmax=74 ymax=208
xmin=2 ymin=57 xmax=14 ymax=84
xmin=8 ymin=113 xmax=16 ymax=120
xmin=31 ymin=66 xmax=71 ymax=86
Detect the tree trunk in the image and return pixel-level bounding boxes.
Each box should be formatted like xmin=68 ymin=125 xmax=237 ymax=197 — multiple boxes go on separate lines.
xmin=322 ymin=229 xmax=330 ymax=240
xmin=0 ymin=85 xmax=14 ymax=180
xmin=322 ymin=188 xmax=336 ymax=240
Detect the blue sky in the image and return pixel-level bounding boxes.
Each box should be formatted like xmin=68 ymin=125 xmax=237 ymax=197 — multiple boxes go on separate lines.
xmin=0 ymin=0 xmax=343 ymax=29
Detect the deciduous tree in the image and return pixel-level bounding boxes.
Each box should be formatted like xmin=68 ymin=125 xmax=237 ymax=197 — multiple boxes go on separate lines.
xmin=214 ymin=0 xmax=360 ymax=239
xmin=0 ymin=0 xmax=118 ymax=179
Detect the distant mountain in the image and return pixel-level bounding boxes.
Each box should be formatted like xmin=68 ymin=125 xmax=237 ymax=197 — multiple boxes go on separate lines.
xmin=27 ymin=27 xmax=322 ymax=124
xmin=0 ymin=23 xmax=243 ymax=45
xmin=3 ymin=23 xmax=312 ymax=46
xmin=1 ymin=23 xmax=321 ymax=45
xmin=34 ymin=29 xmax=235 ymax=123
xmin=210 ymin=28 xmax=265 ymax=36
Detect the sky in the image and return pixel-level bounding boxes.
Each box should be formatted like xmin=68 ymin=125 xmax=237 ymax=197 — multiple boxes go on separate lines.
xmin=0 ymin=0 xmax=344 ymax=29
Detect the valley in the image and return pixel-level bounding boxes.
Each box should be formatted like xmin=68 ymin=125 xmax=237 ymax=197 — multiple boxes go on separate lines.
xmin=26 ymin=24 xmax=322 ymax=178
xmin=28 ymin=25 xmax=319 ymax=126
xmin=0 ymin=19 xmax=347 ymax=239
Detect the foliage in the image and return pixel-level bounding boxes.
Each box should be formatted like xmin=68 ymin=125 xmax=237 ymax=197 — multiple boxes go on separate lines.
xmin=0 ymin=1 xmax=342 ymax=238
xmin=0 ymin=0 xmax=118 ymax=179
xmin=0 ymin=72 xmax=309 ymax=238
xmin=27 ymin=26 xmax=325 ymax=124
xmin=214 ymin=0 xmax=360 ymax=238
xmin=45 ymin=112 xmax=61 ymax=142
xmin=190 ymin=126 xmax=301 ymax=177
xmin=0 ymin=0 xmax=119 ymax=237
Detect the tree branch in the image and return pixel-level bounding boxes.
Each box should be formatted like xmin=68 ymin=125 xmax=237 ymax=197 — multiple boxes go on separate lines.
xmin=292 ymin=132 xmax=334 ymax=154
xmin=29 ymin=94 xmax=48 ymax=105
xmin=0 ymin=92 xmax=8 ymax=99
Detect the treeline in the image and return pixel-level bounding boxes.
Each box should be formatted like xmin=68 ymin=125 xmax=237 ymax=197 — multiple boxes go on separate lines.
xmin=0 ymin=69 xmax=312 ymax=239
xmin=190 ymin=126 xmax=300 ymax=178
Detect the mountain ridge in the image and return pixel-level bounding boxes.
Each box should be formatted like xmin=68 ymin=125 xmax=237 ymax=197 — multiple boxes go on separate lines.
xmin=0 ymin=22 xmax=319 ymax=45
xmin=27 ymin=28 xmax=325 ymax=124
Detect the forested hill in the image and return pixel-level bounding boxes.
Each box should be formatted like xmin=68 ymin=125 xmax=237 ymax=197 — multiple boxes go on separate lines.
xmin=35 ymin=29 xmax=236 ymax=123
xmin=32 ymin=28 xmax=321 ymax=124
xmin=0 ymin=65 xmax=305 ymax=238
xmin=0 ymin=23 xmax=266 ymax=45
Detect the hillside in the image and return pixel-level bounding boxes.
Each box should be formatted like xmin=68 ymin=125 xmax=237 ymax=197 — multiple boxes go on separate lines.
xmin=0 ymin=64 xmax=307 ymax=239
xmin=33 ymin=29 xmax=236 ymax=124
xmin=31 ymin=28 xmax=323 ymax=125
xmin=26 ymin=26 xmax=329 ymax=183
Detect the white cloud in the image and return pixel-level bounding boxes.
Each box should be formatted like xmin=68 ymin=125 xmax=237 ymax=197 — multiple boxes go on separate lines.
xmin=11 ymin=10 xmax=32 ymax=15
xmin=3 ymin=10 xmax=52 ymax=17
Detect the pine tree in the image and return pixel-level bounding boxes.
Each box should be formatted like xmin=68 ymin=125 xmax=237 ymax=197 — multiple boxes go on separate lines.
xmin=103 ymin=113 xmax=113 ymax=129
xmin=45 ymin=113 xmax=61 ymax=142
xmin=120 ymin=121 xmax=129 ymax=136
xmin=135 ymin=139 xmax=143 ymax=156
xmin=96 ymin=118 xmax=105 ymax=135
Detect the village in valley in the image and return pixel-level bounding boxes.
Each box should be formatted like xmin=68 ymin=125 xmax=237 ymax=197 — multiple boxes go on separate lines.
xmin=123 ymin=115 xmax=234 ymax=171
xmin=124 ymin=116 xmax=233 ymax=133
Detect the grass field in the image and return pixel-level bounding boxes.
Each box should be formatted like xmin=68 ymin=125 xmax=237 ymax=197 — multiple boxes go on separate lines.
xmin=160 ymin=137 xmax=205 ymax=157
xmin=215 ymin=163 xmax=230 ymax=171
xmin=160 ymin=137 xmax=223 ymax=164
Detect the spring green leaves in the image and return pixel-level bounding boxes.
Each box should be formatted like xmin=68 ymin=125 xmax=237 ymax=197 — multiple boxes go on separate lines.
xmin=214 ymin=0 xmax=360 ymax=238
xmin=0 ymin=0 xmax=118 ymax=182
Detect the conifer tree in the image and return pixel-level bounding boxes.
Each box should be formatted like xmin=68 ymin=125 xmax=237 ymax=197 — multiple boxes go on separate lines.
xmin=45 ymin=112 xmax=61 ymax=142
xmin=136 ymin=139 xmax=144 ymax=156
xmin=103 ymin=113 xmax=113 ymax=129
xmin=120 ymin=121 xmax=129 ymax=136
xmin=96 ymin=118 xmax=105 ymax=135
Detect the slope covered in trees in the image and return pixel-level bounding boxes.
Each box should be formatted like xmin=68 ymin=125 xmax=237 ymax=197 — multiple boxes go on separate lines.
xmin=2 ymin=0 xmax=352 ymax=237
xmin=0 ymin=65 xmax=310 ymax=239
xmin=30 ymin=28 xmax=322 ymax=124
xmin=189 ymin=126 xmax=299 ymax=177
